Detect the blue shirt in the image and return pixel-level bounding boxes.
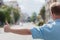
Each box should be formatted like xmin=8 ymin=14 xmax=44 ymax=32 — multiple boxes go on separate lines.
xmin=30 ymin=19 xmax=60 ymax=40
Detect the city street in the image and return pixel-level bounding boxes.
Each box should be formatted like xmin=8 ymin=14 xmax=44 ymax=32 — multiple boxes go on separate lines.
xmin=0 ymin=23 xmax=43 ymax=40
xmin=0 ymin=0 xmax=58 ymax=40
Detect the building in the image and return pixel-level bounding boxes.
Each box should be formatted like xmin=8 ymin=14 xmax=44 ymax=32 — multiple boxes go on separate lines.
xmin=4 ymin=0 xmax=19 ymax=8
xmin=45 ymin=0 xmax=57 ymax=23
xmin=0 ymin=0 xmax=3 ymax=6
xmin=20 ymin=13 xmax=29 ymax=22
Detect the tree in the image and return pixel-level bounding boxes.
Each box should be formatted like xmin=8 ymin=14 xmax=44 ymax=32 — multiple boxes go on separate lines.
xmin=31 ymin=12 xmax=37 ymax=23
xmin=3 ymin=5 xmax=20 ymax=24
xmin=39 ymin=6 xmax=45 ymax=22
xmin=37 ymin=6 xmax=45 ymax=26
xmin=0 ymin=5 xmax=20 ymax=26
xmin=0 ymin=10 xmax=5 ymax=26
xmin=0 ymin=6 xmax=11 ymax=26
xmin=13 ymin=8 xmax=20 ymax=23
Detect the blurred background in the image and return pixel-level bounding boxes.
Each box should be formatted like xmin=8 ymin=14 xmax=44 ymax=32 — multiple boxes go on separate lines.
xmin=0 ymin=0 xmax=45 ymax=26
xmin=0 ymin=0 xmax=59 ymax=40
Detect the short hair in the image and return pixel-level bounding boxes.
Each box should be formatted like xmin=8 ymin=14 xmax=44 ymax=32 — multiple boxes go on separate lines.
xmin=50 ymin=2 xmax=60 ymax=15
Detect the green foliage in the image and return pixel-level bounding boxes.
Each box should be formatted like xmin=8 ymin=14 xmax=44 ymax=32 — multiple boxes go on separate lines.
xmin=13 ymin=8 xmax=20 ymax=23
xmin=31 ymin=12 xmax=37 ymax=23
xmin=39 ymin=6 xmax=45 ymax=21
xmin=0 ymin=5 xmax=20 ymax=26
xmin=37 ymin=6 xmax=45 ymax=26
xmin=0 ymin=5 xmax=11 ymax=24
xmin=5 ymin=12 xmax=11 ymax=23
xmin=0 ymin=10 xmax=5 ymax=23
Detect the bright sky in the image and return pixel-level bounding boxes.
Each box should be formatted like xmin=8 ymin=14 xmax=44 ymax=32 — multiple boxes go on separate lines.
xmin=3 ymin=0 xmax=45 ymax=16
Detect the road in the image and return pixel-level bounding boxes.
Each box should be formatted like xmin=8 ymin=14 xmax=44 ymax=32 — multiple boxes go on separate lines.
xmin=0 ymin=23 xmax=43 ymax=40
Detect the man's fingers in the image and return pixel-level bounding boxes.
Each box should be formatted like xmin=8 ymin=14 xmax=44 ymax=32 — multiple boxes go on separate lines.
xmin=4 ymin=25 xmax=10 ymax=32
xmin=4 ymin=20 xmax=10 ymax=32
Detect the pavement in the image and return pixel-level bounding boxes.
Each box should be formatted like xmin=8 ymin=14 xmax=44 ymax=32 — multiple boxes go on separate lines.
xmin=0 ymin=22 xmax=43 ymax=40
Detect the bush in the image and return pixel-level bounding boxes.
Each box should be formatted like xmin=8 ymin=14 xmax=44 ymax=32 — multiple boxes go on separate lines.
xmin=0 ymin=10 xmax=5 ymax=26
xmin=0 ymin=5 xmax=11 ymax=26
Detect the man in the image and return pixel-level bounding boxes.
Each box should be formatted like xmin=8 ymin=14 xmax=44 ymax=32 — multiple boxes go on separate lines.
xmin=4 ymin=2 xmax=60 ymax=40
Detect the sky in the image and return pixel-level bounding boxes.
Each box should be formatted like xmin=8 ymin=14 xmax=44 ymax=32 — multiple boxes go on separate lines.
xmin=3 ymin=0 xmax=45 ymax=16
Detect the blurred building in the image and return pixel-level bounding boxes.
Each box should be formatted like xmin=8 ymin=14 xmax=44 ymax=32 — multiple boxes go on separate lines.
xmin=45 ymin=0 xmax=57 ymax=23
xmin=20 ymin=13 xmax=29 ymax=22
xmin=4 ymin=0 xmax=19 ymax=8
xmin=0 ymin=0 xmax=4 ymax=6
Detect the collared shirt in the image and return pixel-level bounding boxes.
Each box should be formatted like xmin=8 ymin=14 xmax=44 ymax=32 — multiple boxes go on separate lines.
xmin=30 ymin=19 xmax=60 ymax=40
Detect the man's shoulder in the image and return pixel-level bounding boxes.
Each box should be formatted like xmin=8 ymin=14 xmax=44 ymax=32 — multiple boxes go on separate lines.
xmin=31 ymin=22 xmax=56 ymax=32
xmin=41 ymin=22 xmax=56 ymax=29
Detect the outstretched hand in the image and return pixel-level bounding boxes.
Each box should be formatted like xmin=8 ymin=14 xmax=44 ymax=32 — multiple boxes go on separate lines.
xmin=4 ymin=21 xmax=31 ymax=35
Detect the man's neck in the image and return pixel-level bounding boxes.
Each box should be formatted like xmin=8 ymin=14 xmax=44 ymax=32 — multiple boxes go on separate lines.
xmin=55 ymin=15 xmax=60 ymax=20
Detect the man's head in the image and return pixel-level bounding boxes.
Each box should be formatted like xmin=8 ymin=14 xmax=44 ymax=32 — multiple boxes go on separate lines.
xmin=50 ymin=2 xmax=60 ymax=20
